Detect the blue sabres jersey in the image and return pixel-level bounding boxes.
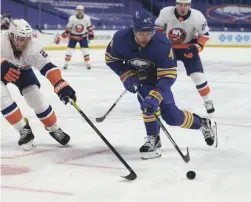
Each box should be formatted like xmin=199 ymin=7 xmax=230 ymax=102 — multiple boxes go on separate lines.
xmin=105 ymin=27 xmax=177 ymax=85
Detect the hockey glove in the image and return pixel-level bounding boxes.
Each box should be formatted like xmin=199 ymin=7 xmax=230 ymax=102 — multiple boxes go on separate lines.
xmin=184 ymin=44 xmax=201 ymax=58
xmin=1 ymin=59 xmax=21 ymax=83
xmin=120 ymin=70 xmax=139 ymax=93
xmin=61 ymin=31 xmax=69 ymax=39
xmin=88 ymin=31 xmax=94 ymax=40
xmin=54 ymin=79 xmax=76 ymax=104
xmin=140 ymin=90 xmax=163 ymax=115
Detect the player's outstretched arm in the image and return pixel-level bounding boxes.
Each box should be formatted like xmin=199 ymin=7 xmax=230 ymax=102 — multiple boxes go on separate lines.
xmin=27 ymin=46 xmax=77 ymax=105
xmin=42 ymin=63 xmax=76 ymax=104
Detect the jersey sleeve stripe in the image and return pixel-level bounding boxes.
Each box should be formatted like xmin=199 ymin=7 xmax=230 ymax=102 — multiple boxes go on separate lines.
xmin=197 ymin=35 xmax=210 ymax=46
xmin=154 ymin=24 xmax=165 ymax=32
xmin=157 ymin=67 xmax=177 ymax=80
xmin=105 ymin=52 xmax=124 ymax=63
xmin=40 ymin=62 xmax=62 ymax=86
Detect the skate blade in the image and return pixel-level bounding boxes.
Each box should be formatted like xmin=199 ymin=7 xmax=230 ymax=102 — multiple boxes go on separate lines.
xmin=141 ymin=148 xmax=161 ymax=160
xmin=21 ymin=139 xmax=36 ymax=151
xmin=212 ymin=121 xmax=218 ymax=148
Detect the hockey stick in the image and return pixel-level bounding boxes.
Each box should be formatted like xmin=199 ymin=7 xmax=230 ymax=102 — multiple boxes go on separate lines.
xmin=96 ymin=89 xmax=127 ymax=122
xmin=69 ymin=99 xmax=137 ymax=180
xmin=136 ymin=89 xmax=190 ymax=163
xmin=35 ymin=25 xmax=54 ymax=35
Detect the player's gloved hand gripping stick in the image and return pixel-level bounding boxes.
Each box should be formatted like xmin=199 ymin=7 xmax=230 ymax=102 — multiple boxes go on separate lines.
xmin=69 ymin=98 xmax=137 ymax=180
xmin=135 ymin=87 xmax=190 ymax=163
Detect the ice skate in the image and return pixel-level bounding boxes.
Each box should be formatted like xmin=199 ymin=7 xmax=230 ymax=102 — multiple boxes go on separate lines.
xmin=200 ymin=118 xmax=218 ymax=147
xmin=86 ymin=63 xmax=91 ymax=70
xmin=204 ymin=100 xmax=215 ymax=114
xmin=140 ymin=134 xmax=161 ymax=160
xmin=49 ymin=128 xmax=70 ymax=145
xmin=18 ymin=118 xmax=36 ymax=151
xmin=63 ymin=64 xmax=68 ymax=70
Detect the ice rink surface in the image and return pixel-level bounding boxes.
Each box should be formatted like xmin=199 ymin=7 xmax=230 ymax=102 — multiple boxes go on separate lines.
xmin=1 ymin=48 xmax=251 ymax=202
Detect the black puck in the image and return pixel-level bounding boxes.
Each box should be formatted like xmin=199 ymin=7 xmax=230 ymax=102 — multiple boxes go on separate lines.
xmin=186 ymin=171 xmax=196 ymax=180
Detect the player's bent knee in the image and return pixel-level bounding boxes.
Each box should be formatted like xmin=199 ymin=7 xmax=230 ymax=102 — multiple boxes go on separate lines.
xmin=22 ymin=85 xmax=49 ymax=113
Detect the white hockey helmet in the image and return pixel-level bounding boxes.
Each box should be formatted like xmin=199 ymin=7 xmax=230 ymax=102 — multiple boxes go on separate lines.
xmin=8 ymin=19 xmax=33 ymax=45
xmin=176 ymin=0 xmax=192 ymax=3
xmin=76 ymin=5 xmax=84 ymax=10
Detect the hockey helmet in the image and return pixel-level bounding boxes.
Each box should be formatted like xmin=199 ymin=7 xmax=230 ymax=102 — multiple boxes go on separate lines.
xmin=8 ymin=19 xmax=33 ymax=45
xmin=176 ymin=0 xmax=192 ymax=3
xmin=133 ymin=10 xmax=155 ymax=32
xmin=76 ymin=5 xmax=84 ymax=10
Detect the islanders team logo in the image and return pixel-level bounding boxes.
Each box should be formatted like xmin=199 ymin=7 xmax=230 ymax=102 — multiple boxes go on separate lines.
xmin=207 ymin=4 xmax=251 ymax=23
xmin=168 ymin=28 xmax=187 ymax=44
xmin=75 ymin=24 xmax=84 ymax=33
xmin=128 ymin=58 xmax=155 ymax=71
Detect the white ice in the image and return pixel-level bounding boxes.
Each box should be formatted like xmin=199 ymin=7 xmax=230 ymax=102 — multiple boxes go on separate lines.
xmin=1 ymin=48 xmax=251 ymax=202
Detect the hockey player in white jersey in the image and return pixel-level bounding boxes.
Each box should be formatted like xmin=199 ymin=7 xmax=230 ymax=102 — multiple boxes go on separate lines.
xmin=155 ymin=0 xmax=215 ymax=114
xmin=1 ymin=19 xmax=77 ymax=150
xmin=62 ymin=5 xmax=94 ymax=70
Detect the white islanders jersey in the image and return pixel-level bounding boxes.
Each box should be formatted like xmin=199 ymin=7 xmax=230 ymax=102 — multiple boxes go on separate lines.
xmin=155 ymin=6 xmax=209 ymax=48
xmin=66 ymin=14 xmax=92 ymax=36
xmin=1 ymin=32 xmax=50 ymax=71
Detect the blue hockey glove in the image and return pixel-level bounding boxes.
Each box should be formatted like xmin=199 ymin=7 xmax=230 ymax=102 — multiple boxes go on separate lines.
xmin=120 ymin=70 xmax=139 ymax=93
xmin=141 ymin=90 xmax=163 ymax=115
xmin=54 ymin=79 xmax=76 ymax=104
xmin=184 ymin=44 xmax=200 ymax=58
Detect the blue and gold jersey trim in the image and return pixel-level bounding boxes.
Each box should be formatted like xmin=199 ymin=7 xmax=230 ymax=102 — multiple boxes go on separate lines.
xmin=180 ymin=110 xmax=194 ymax=129
xmin=105 ymin=52 xmax=124 ymax=64
xmin=157 ymin=67 xmax=177 ymax=80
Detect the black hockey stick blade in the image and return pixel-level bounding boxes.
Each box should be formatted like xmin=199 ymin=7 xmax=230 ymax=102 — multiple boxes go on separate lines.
xmin=121 ymin=171 xmax=137 ymax=180
xmin=182 ymin=147 xmax=190 ymax=163
xmin=95 ymin=116 xmax=106 ymax=123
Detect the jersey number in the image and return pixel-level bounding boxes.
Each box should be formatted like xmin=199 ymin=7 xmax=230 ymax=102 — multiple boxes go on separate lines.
xmin=40 ymin=50 xmax=48 ymax=58
xmin=202 ymin=22 xmax=207 ymax=31
xmin=169 ymin=48 xmax=174 ymax=60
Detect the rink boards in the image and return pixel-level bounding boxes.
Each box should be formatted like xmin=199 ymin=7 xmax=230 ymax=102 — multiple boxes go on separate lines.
xmin=1 ymin=30 xmax=250 ymax=50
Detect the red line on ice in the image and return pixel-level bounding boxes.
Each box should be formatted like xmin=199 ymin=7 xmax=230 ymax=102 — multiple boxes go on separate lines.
xmin=1 ymin=186 xmax=74 ymax=196
xmin=58 ymin=149 xmax=127 ymax=170
xmin=63 ymin=162 xmax=124 ymax=170
xmin=58 ymin=148 xmax=110 ymax=163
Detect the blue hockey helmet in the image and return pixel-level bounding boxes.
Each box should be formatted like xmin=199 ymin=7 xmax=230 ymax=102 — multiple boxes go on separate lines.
xmin=133 ymin=10 xmax=155 ymax=32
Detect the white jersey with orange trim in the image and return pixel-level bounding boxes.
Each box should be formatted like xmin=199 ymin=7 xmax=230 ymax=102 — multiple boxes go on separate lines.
xmin=1 ymin=32 xmax=60 ymax=85
xmin=155 ymin=6 xmax=209 ymax=49
xmin=66 ymin=14 xmax=92 ymax=37
xmin=1 ymin=32 xmax=50 ymax=71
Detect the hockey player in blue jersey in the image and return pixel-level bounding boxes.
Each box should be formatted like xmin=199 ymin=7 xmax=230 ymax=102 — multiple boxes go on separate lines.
xmin=105 ymin=10 xmax=217 ymax=159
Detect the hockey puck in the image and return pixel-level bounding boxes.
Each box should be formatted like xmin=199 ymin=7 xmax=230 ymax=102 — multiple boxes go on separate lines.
xmin=186 ymin=171 xmax=196 ymax=180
